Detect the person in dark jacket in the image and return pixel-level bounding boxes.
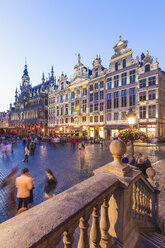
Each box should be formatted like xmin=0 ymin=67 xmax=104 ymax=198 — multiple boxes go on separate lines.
xmin=143 ymin=155 xmax=152 ymax=169
xmin=44 ymin=169 xmax=57 ymax=199
xmin=137 ymin=158 xmax=147 ymax=176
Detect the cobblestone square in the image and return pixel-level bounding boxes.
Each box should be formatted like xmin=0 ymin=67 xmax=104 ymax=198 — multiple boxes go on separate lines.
xmin=0 ymin=141 xmax=164 ymax=223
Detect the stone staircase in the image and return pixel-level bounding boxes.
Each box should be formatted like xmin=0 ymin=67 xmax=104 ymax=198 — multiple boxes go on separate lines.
xmin=141 ymin=232 xmax=165 ymax=248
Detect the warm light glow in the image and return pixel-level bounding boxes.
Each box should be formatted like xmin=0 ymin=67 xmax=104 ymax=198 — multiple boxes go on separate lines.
xmin=83 ymin=126 xmax=86 ymax=130
xmin=42 ymin=128 xmax=45 ymax=132
xmin=128 ymin=117 xmax=135 ymax=125
xmin=59 ymin=127 xmax=63 ymax=131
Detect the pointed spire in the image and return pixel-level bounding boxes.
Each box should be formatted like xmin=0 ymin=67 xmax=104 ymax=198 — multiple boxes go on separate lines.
xmin=23 ymin=57 xmax=28 ymax=76
xmin=78 ymin=53 xmax=81 ymax=64
xmin=42 ymin=73 xmax=45 ymax=83
xmin=119 ymin=35 xmax=122 ymax=41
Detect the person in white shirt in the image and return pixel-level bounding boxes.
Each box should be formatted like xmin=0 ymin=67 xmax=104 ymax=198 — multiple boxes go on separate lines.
xmin=15 ymin=168 xmax=33 ymax=209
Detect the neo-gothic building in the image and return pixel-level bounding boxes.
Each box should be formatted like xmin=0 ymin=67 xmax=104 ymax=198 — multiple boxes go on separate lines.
xmin=48 ymin=37 xmax=165 ymax=138
xmin=9 ymin=64 xmax=57 ymax=136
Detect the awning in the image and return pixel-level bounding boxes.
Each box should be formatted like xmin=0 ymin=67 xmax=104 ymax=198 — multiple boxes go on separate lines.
xmin=104 ymin=125 xmax=130 ymax=129
xmin=0 ymin=127 xmax=16 ymax=129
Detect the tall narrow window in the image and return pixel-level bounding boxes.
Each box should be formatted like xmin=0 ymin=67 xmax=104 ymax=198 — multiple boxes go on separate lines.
xmin=123 ymin=59 xmax=126 ymax=68
xmin=130 ymin=70 xmax=136 ymax=83
xmin=121 ymin=90 xmax=127 ymax=107
xmin=129 ymin=88 xmax=136 ymax=106
xmin=121 ymin=73 xmax=127 ymax=86
xmin=115 ymin=62 xmax=118 ymax=71
xmin=148 ymin=105 xmax=156 ymax=118
xmin=114 ymin=92 xmax=119 ymax=108
xmin=145 ymin=64 xmax=150 ymax=72
xmin=140 ymin=106 xmax=146 ymax=119
xmin=114 ymin=75 xmax=119 ymax=88
xmin=107 ymin=77 xmax=112 ymax=89
xmin=107 ymin=93 xmax=112 ymax=109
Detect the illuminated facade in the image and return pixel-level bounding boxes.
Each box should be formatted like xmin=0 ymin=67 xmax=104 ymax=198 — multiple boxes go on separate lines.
xmin=48 ymin=37 xmax=165 ymax=138
xmin=9 ymin=64 xmax=56 ymax=136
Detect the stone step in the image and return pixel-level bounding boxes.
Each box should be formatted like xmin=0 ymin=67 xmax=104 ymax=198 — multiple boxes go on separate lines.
xmin=141 ymin=232 xmax=165 ymax=248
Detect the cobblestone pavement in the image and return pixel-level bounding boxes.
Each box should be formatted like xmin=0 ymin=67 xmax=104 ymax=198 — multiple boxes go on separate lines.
xmin=0 ymin=141 xmax=164 ymax=223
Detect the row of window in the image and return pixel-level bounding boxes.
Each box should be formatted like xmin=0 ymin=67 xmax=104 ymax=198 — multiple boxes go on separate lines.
xmin=139 ymin=90 xmax=156 ymax=101
xmin=139 ymin=77 xmax=156 ymax=88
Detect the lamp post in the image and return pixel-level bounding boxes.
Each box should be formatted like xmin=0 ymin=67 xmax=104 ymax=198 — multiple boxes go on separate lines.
xmin=127 ymin=109 xmax=136 ymax=157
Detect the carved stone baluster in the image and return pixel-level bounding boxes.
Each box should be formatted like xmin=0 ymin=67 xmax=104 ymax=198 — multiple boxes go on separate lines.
xmin=146 ymin=191 xmax=151 ymax=221
xmin=143 ymin=188 xmax=147 ymax=221
xmin=100 ymin=196 xmax=112 ymax=247
xmin=78 ymin=216 xmax=90 ymax=248
xmin=63 ymin=229 xmax=75 ymax=248
xmin=132 ymin=183 xmax=136 ymax=218
xmin=139 ymin=183 xmax=143 ymax=219
xmin=90 ymin=205 xmax=101 ymax=248
xmin=136 ymin=182 xmax=140 ymax=219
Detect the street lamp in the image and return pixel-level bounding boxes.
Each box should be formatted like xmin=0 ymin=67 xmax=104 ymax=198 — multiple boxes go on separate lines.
xmin=127 ymin=109 xmax=136 ymax=157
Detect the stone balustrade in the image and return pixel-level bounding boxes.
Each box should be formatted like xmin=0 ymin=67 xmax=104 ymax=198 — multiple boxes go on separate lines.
xmin=0 ymin=139 xmax=160 ymax=248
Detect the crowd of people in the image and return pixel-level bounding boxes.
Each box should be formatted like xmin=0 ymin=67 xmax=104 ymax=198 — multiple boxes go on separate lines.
xmin=122 ymin=152 xmax=152 ymax=176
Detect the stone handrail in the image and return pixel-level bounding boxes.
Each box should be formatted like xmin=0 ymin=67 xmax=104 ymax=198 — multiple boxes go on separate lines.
xmin=0 ymin=169 xmax=159 ymax=248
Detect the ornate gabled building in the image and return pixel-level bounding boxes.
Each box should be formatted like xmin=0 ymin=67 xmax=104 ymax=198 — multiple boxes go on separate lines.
xmin=9 ymin=64 xmax=56 ymax=137
xmin=48 ymin=37 xmax=165 ymax=138
xmin=48 ymin=54 xmax=92 ymax=136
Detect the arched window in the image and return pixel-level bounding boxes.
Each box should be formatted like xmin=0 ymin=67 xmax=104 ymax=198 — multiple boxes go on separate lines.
xmin=145 ymin=64 xmax=150 ymax=72
xmin=115 ymin=62 xmax=118 ymax=71
xmin=123 ymin=59 xmax=126 ymax=68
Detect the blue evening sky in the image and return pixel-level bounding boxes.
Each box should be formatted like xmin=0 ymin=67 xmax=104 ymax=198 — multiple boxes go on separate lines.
xmin=0 ymin=0 xmax=165 ymax=111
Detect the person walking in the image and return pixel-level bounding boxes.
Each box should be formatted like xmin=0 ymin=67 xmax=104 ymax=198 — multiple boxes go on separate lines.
xmin=44 ymin=169 xmax=57 ymax=199
xmin=79 ymin=144 xmax=86 ymax=169
xmin=22 ymin=144 xmax=30 ymax=162
xmin=15 ymin=168 xmax=33 ymax=210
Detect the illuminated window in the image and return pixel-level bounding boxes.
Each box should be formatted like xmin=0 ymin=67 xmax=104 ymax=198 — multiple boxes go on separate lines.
xmin=148 ymin=105 xmax=156 ymax=118
xmin=140 ymin=106 xmax=146 ymax=119
xmin=139 ymin=91 xmax=146 ymax=101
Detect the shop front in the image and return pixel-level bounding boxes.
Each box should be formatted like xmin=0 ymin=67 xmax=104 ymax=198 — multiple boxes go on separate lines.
xmin=89 ymin=126 xmax=104 ymax=139
xmin=139 ymin=123 xmax=157 ymax=137
xmin=104 ymin=125 xmax=130 ymax=139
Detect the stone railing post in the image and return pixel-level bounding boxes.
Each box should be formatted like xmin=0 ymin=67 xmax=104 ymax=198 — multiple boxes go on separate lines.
xmin=90 ymin=205 xmax=101 ymax=248
xmin=100 ymin=196 xmax=112 ymax=248
xmin=78 ymin=216 xmax=90 ymax=248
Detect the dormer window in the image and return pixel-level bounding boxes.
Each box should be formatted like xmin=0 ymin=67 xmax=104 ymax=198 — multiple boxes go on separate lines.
xmin=145 ymin=64 xmax=150 ymax=72
xmin=123 ymin=59 xmax=126 ymax=68
xmin=61 ymin=82 xmax=64 ymax=90
xmin=115 ymin=62 xmax=118 ymax=71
